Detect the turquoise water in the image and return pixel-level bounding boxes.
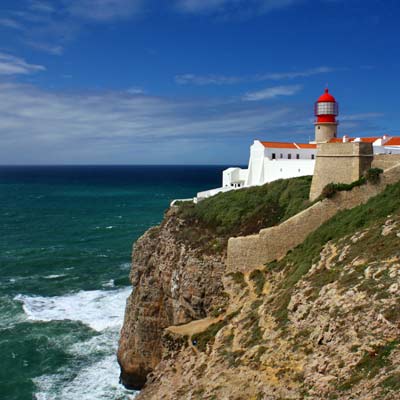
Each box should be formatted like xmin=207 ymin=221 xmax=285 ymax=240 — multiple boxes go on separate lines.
xmin=0 ymin=166 xmax=225 ymax=400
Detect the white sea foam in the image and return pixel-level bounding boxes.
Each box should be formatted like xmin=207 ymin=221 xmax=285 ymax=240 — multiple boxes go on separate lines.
xmin=34 ymin=355 xmax=138 ymax=400
xmin=43 ymin=274 xmax=67 ymax=279
xmin=34 ymin=332 xmax=138 ymax=399
xmin=15 ymin=287 xmax=131 ymax=331
xmin=16 ymin=286 xmax=136 ymax=399
xmin=120 ymin=262 xmax=131 ymax=270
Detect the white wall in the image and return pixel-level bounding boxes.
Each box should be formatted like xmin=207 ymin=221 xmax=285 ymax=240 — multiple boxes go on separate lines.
xmin=245 ymin=141 xmax=265 ymax=186
xmin=374 ymin=145 xmax=400 ymax=155
xmin=264 ymin=147 xmax=315 ymax=161
xmin=263 ymin=159 xmax=315 ymax=182
xmin=223 ymin=167 xmax=248 ymax=188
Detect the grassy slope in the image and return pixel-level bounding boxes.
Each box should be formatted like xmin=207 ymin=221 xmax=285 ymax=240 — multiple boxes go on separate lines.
xmin=268 ymin=180 xmax=400 ymax=326
xmin=175 ymin=176 xmax=312 ymax=253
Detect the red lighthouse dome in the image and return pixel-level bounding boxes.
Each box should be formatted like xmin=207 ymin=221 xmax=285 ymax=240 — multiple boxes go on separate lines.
xmin=314 ymin=88 xmax=339 ymax=124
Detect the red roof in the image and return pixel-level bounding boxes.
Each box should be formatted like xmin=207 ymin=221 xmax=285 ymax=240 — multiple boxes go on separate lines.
xmin=261 ymin=141 xmax=316 ymax=149
xmin=297 ymin=143 xmax=317 ymax=149
xmin=261 ymin=141 xmax=296 ymax=149
xmin=329 ymin=138 xmax=345 ymax=143
xmin=385 ymin=137 xmax=400 ymax=146
xmin=329 ymin=137 xmax=379 ymax=143
xmin=360 ymin=137 xmax=379 ymax=143
xmin=317 ymin=88 xmax=336 ymax=103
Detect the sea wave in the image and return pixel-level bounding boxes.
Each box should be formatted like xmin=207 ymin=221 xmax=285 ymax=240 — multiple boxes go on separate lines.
xmin=15 ymin=287 xmax=136 ymax=399
xmin=34 ymin=354 xmax=137 ymax=400
xmin=15 ymin=287 xmax=131 ymax=331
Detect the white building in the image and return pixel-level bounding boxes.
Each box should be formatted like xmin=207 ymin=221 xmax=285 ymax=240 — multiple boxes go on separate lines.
xmin=196 ymin=140 xmax=316 ymax=201
xmin=196 ymin=135 xmax=400 ymax=202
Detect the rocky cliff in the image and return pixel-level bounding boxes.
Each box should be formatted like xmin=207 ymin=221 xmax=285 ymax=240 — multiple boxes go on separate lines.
xmin=117 ymin=208 xmax=226 ymax=389
xmin=118 ymin=177 xmax=400 ymax=399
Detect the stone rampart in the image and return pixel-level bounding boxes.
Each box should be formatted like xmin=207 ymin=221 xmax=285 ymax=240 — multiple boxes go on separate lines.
xmin=227 ymin=162 xmax=400 ymax=274
xmin=372 ymin=154 xmax=400 ymax=170
xmin=309 ymin=142 xmax=373 ymax=201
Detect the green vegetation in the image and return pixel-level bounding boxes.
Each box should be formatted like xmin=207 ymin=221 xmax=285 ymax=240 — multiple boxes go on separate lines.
xmin=365 ymin=167 xmax=384 ymax=184
xmin=380 ymin=373 xmax=400 ymax=393
xmin=383 ymin=304 xmax=400 ymax=324
xmin=268 ymin=181 xmax=400 ymax=327
xmin=227 ymin=271 xmax=247 ymax=288
xmin=249 ymin=269 xmax=266 ymax=296
xmin=337 ymin=340 xmax=399 ymax=391
xmin=320 ymin=168 xmax=383 ymax=199
xmin=177 ymin=176 xmax=312 ymax=240
xmin=220 ymin=349 xmax=245 ymax=368
xmin=242 ymin=309 xmax=264 ymax=348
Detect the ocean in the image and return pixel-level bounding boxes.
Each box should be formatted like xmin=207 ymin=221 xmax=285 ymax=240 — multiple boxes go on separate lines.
xmin=0 ymin=165 xmax=226 ymax=400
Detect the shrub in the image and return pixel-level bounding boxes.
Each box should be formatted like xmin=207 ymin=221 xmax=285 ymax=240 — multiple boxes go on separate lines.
xmin=249 ymin=269 xmax=266 ymax=296
xmin=321 ymin=183 xmax=337 ymax=198
xmin=365 ymin=168 xmax=383 ymax=184
xmin=320 ymin=177 xmax=367 ymax=199
xmin=227 ymin=272 xmax=247 ymax=288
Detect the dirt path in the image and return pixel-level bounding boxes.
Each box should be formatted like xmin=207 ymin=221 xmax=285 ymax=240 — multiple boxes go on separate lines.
xmin=165 ymin=270 xmax=258 ymax=353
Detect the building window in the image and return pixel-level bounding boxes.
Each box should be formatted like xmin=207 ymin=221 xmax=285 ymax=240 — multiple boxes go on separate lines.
xmin=296 ymin=154 xmax=300 ymax=159
xmin=272 ymin=153 xmax=276 ymax=159
xmin=311 ymin=155 xmax=315 ymax=160
xmin=288 ymin=154 xmax=292 ymax=159
xmin=280 ymin=153 xmax=283 ymax=158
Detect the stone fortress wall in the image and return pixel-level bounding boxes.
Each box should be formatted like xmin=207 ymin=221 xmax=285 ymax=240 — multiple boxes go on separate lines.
xmin=227 ymin=161 xmax=400 ymax=274
xmin=372 ymin=154 xmax=400 ymax=170
xmin=309 ymin=142 xmax=374 ymax=201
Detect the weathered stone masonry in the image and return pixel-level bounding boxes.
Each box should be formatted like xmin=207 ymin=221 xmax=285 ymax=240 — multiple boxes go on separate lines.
xmin=309 ymin=142 xmax=373 ymax=202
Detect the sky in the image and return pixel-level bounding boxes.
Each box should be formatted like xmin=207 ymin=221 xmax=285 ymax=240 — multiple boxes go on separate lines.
xmin=0 ymin=0 xmax=399 ymax=165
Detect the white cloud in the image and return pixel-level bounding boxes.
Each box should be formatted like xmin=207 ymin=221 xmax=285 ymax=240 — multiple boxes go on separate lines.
xmin=29 ymin=1 xmax=56 ymax=13
xmin=25 ymin=40 xmax=64 ymax=55
xmin=0 ymin=53 xmax=45 ymax=75
xmin=261 ymin=66 xmax=339 ymax=80
xmin=126 ymin=87 xmax=145 ymax=95
xmin=176 ymin=66 xmax=338 ymax=85
xmin=0 ymin=0 xmax=303 ymax=55
xmin=176 ymin=0 xmax=300 ymax=15
xmin=242 ymin=85 xmax=302 ymax=101
xmin=176 ymin=0 xmax=226 ymax=13
xmin=67 ymin=0 xmax=144 ymax=21
xmin=175 ymin=73 xmax=243 ymax=85
xmin=0 ymin=18 xmax=24 ymax=30
xmin=0 ymin=82 xmax=303 ymax=164
xmin=340 ymin=113 xmax=384 ymax=121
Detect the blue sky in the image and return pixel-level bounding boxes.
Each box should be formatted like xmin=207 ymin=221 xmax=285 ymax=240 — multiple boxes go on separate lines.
xmin=0 ymin=0 xmax=399 ymax=164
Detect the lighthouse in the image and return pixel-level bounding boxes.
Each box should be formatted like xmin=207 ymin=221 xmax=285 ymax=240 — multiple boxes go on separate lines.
xmin=314 ymin=88 xmax=339 ymax=143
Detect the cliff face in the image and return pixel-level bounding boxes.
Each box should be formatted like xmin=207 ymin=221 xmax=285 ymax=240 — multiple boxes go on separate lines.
xmin=117 ymin=209 xmax=226 ymax=389
xmin=135 ymin=212 xmax=400 ymax=399
xmin=118 ymin=177 xmax=400 ymax=399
